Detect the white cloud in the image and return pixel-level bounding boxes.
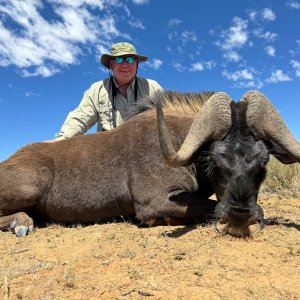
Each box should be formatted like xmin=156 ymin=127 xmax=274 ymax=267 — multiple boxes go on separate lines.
xmin=25 ymin=91 xmax=40 ymax=97
xmin=238 ymin=81 xmax=257 ymax=88
xmin=248 ymin=11 xmax=257 ymax=21
xmin=168 ymin=18 xmax=182 ymax=28
xmin=49 ymin=0 xmax=110 ymax=9
xmin=190 ymin=62 xmax=204 ymax=72
xmin=181 ymin=31 xmax=197 ymax=43
xmin=286 ymin=0 xmax=300 ymax=9
xmin=97 ymin=44 xmax=110 ymax=57
xmin=249 ymin=8 xmax=276 ymax=22
xmin=222 ymin=69 xmax=254 ymax=81
xmin=217 ymin=17 xmax=248 ymax=51
xmin=266 ymin=70 xmax=292 ymax=83
xmin=128 ymin=19 xmax=145 ymax=30
xmin=21 ymin=65 xmax=60 ymax=78
xmin=261 ymin=8 xmax=276 ymax=21
xmin=173 ymin=62 xmax=185 ymax=72
xmin=223 ymin=51 xmax=241 ymax=62
xmin=213 ymin=17 xmax=251 ymax=69
xmin=167 ymin=28 xmax=197 ymax=45
xmin=151 ymin=58 xmax=163 ymax=70
xmin=0 ymin=1 xmax=129 ymax=77
xmin=265 ymin=45 xmax=276 ymax=57
xmin=131 ymin=0 xmax=149 ymax=4
xmin=166 ymin=46 xmax=172 ymax=52
xmin=189 ymin=60 xmax=216 ymax=72
xmin=145 ymin=58 xmax=163 ymax=70
xmin=252 ymin=28 xmax=277 ymax=42
xmin=98 ymin=16 xmax=120 ymax=38
xmin=176 ymin=46 xmax=184 ymax=54
xmin=290 ymin=60 xmax=300 ymax=77
xmin=222 ymin=69 xmax=264 ymax=88
xmin=204 ymin=60 xmax=216 ymax=70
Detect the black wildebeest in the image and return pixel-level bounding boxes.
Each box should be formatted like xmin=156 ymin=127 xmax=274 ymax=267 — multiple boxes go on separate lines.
xmin=0 ymin=90 xmax=299 ymax=237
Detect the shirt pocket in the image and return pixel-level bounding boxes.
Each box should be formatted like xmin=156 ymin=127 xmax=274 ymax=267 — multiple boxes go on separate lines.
xmin=99 ymin=102 xmax=114 ymax=130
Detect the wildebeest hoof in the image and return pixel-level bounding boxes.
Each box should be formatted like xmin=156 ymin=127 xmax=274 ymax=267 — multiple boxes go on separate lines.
xmin=9 ymin=212 xmax=34 ymax=237
xmin=13 ymin=225 xmax=34 ymax=237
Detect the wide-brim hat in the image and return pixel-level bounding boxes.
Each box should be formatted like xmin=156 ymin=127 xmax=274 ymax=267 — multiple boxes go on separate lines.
xmin=100 ymin=42 xmax=148 ymax=69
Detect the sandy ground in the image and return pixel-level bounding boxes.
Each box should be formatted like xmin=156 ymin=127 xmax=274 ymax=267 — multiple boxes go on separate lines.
xmin=0 ymin=196 xmax=299 ymax=300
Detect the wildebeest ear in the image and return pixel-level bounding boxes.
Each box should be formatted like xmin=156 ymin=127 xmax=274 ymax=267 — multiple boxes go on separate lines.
xmin=266 ymin=141 xmax=298 ymax=164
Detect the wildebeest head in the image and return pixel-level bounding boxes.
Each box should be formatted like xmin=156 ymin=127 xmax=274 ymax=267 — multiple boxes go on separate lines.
xmin=156 ymin=90 xmax=300 ymax=237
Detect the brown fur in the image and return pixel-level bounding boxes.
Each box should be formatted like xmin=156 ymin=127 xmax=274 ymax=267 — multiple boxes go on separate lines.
xmin=0 ymin=92 xmax=217 ymax=236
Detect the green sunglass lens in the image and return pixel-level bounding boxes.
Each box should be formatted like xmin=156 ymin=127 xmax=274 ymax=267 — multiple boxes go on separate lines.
xmin=114 ymin=57 xmax=135 ymax=64
xmin=115 ymin=57 xmax=124 ymax=64
xmin=125 ymin=57 xmax=135 ymax=64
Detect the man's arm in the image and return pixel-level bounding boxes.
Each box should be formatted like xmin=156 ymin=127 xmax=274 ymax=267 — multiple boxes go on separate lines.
xmin=148 ymin=79 xmax=163 ymax=96
xmin=55 ymin=85 xmax=100 ymax=140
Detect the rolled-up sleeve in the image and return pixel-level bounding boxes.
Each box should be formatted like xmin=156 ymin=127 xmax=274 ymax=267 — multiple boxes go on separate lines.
xmin=55 ymin=84 xmax=100 ymax=140
xmin=151 ymin=80 xmax=163 ymax=94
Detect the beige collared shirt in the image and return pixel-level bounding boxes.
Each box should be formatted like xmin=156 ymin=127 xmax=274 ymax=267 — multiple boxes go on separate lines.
xmin=55 ymin=76 xmax=162 ymax=140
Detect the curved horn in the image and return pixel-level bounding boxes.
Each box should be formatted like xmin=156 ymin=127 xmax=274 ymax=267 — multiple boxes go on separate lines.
xmin=240 ymin=90 xmax=300 ymax=162
xmin=156 ymin=92 xmax=232 ymax=167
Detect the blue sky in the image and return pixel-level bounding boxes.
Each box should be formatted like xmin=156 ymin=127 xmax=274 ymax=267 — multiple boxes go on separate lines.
xmin=1 ymin=0 xmax=300 ymax=161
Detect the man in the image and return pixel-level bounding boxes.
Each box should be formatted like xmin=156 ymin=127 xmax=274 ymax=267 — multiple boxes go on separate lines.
xmin=54 ymin=42 xmax=162 ymax=140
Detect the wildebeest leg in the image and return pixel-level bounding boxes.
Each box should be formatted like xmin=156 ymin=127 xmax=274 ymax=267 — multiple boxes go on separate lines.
xmin=0 ymin=159 xmax=49 ymax=236
xmin=0 ymin=182 xmax=40 ymax=237
xmin=0 ymin=212 xmax=33 ymax=237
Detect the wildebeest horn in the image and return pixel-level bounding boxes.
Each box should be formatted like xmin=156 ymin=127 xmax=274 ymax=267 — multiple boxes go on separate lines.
xmin=156 ymin=92 xmax=232 ymax=167
xmin=240 ymin=90 xmax=300 ymax=162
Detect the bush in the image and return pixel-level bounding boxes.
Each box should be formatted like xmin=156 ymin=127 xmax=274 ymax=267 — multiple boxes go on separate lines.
xmin=260 ymin=157 xmax=300 ymax=198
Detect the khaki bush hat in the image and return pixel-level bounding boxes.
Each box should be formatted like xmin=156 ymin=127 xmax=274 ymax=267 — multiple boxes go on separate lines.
xmin=100 ymin=42 xmax=148 ymax=69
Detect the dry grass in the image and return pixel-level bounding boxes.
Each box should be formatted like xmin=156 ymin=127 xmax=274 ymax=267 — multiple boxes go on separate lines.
xmin=0 ymin=197 xmax=299 ymax=300
xmin=0 ymin=157 xmax=299 ymax=299
xmin=261 ymin=158 xmax=300 ymax=198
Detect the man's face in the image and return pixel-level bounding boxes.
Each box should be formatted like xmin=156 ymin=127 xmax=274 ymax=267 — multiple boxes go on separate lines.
xmin=109 ymin=56 xmax=138 ymax=86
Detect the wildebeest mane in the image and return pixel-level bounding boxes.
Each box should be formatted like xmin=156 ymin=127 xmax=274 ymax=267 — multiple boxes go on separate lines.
xmin=129 ymin=90 xmax=215 ymax=117
xmin=230 ymin=98 xmax=256 ymax=141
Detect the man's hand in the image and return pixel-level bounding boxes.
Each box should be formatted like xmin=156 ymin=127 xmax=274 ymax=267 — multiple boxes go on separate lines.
xmin=43 ymin=139 xmax=60 ymax=143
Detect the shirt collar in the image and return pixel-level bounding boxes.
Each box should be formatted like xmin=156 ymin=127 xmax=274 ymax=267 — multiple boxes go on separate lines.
xmin=113 ymin=76 xmax=136 ymax=92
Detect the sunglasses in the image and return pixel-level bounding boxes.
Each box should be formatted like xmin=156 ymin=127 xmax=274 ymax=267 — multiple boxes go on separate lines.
xmin=114 ymin=56 xmax=136 ymax=64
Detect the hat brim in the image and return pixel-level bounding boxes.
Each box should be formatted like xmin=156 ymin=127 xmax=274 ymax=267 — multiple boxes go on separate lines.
xmin=100 ymin=53 xmax=147 ymax=69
